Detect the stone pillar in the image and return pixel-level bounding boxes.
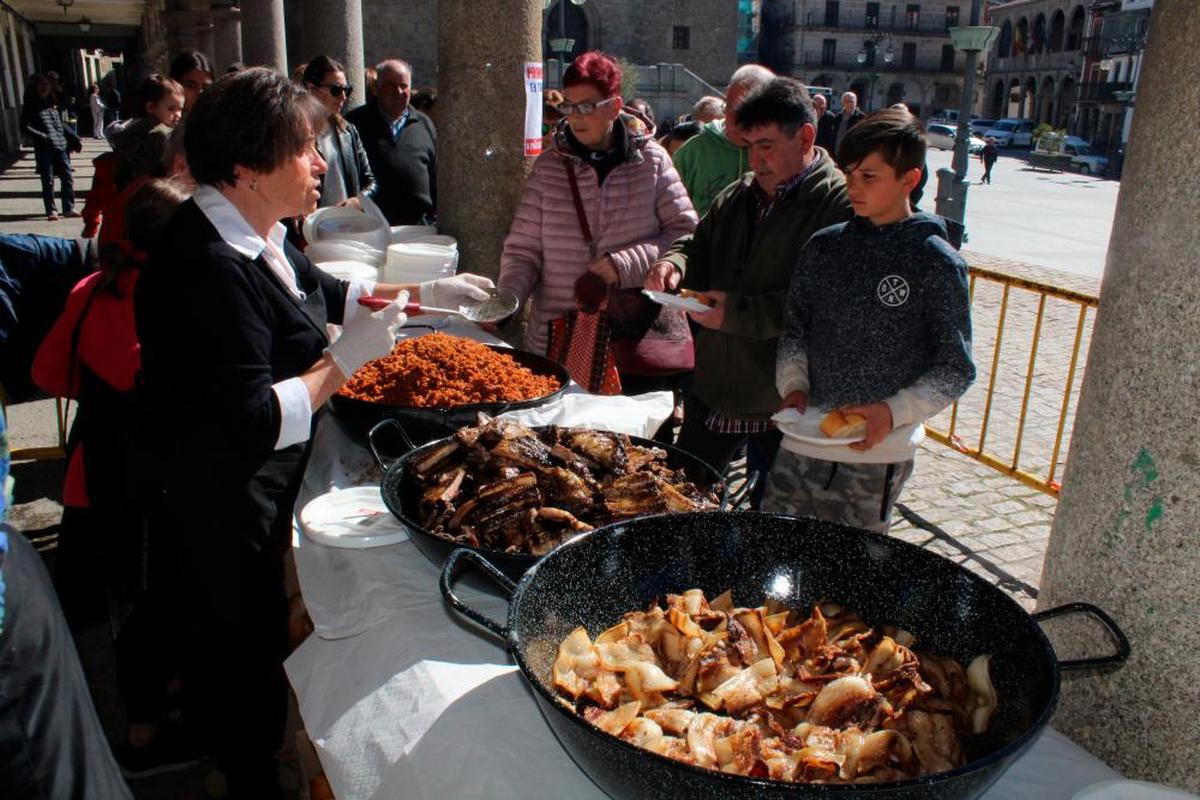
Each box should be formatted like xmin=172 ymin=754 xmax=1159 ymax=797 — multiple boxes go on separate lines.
xmin=197 ymin=17 xmax=216 ymax=68
xmin=1035 ymin=2 xmax=1200 ymax=792
xmin=298 ymin=0 xmax=365 ymax=112
xmin=436 ymin=0 xmax=542 ymax=281
xmin=213 ymin=8 xmax=243 ymax=73
xmin=20 ymin=24 xmax=35 ymax=80
xmin=240 ymin=0 xmax=287 ymax=73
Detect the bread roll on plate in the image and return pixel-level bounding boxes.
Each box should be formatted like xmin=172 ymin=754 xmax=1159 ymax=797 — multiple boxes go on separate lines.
xmin=820 ymin=409 xmax=867 ymax=439
xmin=678 ymin=288 xmax=716 ymax=308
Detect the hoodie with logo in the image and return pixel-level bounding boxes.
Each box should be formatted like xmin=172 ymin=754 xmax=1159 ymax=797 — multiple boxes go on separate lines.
xmin=777 ymin=212 xmax=975 ymax=463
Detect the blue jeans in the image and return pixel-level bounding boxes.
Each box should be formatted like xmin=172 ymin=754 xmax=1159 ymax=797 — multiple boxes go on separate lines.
xmin=34 ymin=147 xmax=74 ymax=216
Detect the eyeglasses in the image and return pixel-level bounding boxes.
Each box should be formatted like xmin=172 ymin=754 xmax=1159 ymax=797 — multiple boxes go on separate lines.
xmin=320 ymin=84 xmax=354 ymax=99
xmin=555 ymin=96 xmax=617 ymax=117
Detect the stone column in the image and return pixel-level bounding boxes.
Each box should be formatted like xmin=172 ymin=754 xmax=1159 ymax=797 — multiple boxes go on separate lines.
xmin=298 ymin=0 xmax=365 ymax=112
xmin=1035 ymin=2 xmax=1200 ymax=792
xmin=240 ymin=0 xmax=287 ymax=73
xmin=213 ymin=7 xmax=243 ymax=73
xmin=436 ymin=0 xmax=542 ymax=281
xmin=197 ymin=17 xmax=216 ymax=68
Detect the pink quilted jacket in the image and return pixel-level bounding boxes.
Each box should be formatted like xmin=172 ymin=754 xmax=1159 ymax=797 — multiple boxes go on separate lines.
xmin=499 ymin=116 xmax=698 ymax=354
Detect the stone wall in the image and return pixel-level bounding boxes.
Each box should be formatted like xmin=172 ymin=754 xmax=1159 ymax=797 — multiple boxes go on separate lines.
xmin=362 ymin=0 xmax=439 ymax=85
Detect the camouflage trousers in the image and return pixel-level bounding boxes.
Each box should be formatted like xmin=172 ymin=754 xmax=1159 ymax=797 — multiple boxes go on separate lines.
xmin=761 ymin=450 xmax=915 ymax=533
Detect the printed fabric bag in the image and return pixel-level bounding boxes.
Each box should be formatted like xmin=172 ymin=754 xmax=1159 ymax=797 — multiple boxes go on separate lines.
xmin=543 ymin=163 xmax=622 ymax=395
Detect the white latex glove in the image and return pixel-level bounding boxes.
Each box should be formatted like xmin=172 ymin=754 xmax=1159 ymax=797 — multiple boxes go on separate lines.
xmin=325 ymin=290 xmax=408 ymax=378
xmin=419 ymin=273 xmax=494 ymax=309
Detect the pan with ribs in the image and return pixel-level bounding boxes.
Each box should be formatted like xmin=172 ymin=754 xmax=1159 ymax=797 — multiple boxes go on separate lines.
xmin=392 ymin=414 xmax=722 ymax=561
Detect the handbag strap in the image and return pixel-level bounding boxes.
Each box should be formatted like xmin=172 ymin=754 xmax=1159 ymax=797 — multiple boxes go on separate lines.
xmin=565 ymin=162 xmax=597 ymax=259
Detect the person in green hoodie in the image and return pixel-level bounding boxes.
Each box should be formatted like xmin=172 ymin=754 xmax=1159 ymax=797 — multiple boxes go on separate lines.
xmin=646 ymin=77 xmax=853 ymax=502
xmin=671 ymin=64 xmax=774 ymax=218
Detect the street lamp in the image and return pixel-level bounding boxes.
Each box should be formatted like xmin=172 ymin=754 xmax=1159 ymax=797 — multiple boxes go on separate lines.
xmin=855 ymin=32 xmax=893 ymax=110
xmin=934 ymin=0 xmax=998 ymax=228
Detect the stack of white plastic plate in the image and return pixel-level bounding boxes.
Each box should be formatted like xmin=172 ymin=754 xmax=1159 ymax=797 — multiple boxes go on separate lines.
xmin=390 ymin=224 xmax=439 ymax=243
xmin=299 ymin=487 xmax=408 ymax=549
xmin=316 ymin=260 xmax=381 ymax=282
xmin=304 ymin=206 xmax=391 ymax=253
xmin=384 ymin=241 xmax=458 ymax=284
xmin=305 ymin=239 xmax=386 ymax=268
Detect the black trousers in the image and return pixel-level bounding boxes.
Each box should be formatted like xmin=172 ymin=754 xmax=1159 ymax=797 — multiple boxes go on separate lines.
xmin=675 ymin=391 xmax=782 ymax=509
xmin=982 ymin=159 xmax=996 ymax=183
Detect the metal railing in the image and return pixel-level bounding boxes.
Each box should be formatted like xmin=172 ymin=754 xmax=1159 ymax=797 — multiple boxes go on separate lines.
xmin=924 ymin=265 xmax=1098 ymax=498
xmin=3 ymin=397 xmax=69 ymax=461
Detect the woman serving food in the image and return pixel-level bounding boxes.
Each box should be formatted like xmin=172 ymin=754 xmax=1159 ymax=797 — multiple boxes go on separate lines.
xmin=134 ymin=68 xmax=489 ymax=797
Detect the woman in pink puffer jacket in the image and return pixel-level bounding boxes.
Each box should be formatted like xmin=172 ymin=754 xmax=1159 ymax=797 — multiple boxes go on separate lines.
xmin=499 ymin=51 xmax=697 ymax=357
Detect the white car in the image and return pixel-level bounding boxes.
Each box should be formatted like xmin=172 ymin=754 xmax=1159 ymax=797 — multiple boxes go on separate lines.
xmin=1061 ymin=136 xmax=1109 ymax=175
xmin=927 ymin=123 xmax=986 ymax=154
xmin=985 ymin=119 xmax=1036 ymax=147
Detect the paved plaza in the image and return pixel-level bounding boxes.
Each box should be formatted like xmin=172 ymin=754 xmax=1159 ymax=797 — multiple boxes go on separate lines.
xmin=2 ymin=140 xmax=1113 ymax=617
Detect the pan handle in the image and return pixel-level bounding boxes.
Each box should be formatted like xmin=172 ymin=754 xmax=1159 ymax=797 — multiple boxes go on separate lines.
xmin=722 ymin=470 xmax=760 ymax=511
xmin=367 ymin=418 xmax=417 ymax=470
xmin=440 ymin=548 xmax=515 ymax=641
xmin=1032 ymin=602 xmax=1131 ymax=671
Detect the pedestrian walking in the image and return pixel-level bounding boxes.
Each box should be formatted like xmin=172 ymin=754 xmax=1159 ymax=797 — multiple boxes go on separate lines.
xmin=22 ymin=73 xmax=81 ymax=221
xmin=88 ymin=84 xmax=106 ymax=139
xmin=980 ymin=137 xmax=998 ymax=184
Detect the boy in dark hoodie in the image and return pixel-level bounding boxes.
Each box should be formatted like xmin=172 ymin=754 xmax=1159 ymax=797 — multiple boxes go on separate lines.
xmin=763 ymin=108 xmax=975 ymax=532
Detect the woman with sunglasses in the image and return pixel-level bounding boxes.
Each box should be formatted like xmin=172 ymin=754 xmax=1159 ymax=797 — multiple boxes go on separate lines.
xmin=499 ymin=51 xmax=697 ymax=384
xmin=302 ymin=55 xmax=377 ymax=210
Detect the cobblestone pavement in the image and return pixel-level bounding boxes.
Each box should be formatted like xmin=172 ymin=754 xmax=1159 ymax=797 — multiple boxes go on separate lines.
xmin=890 ymin=252 xmax=1101 ymax=611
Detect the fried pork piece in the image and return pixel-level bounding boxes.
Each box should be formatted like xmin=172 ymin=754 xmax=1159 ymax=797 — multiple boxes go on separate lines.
xmin=448 ymin=472 xmax=540 ymax=546
xmin=536 ymin=467 xmax=596 ymax=517
xmin=564 ymin=430 xmax=629 ymax=474
xmin=602 ymin=472 xmax=705 ymax=519
xmin=551 ymin=592 xmax=998 ymax=785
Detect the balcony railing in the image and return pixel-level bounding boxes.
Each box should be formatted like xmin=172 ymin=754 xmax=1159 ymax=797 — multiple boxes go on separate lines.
xmin=799 ymin=56 xmax=960 ymax=75
xmin=798 ymin=15 xmax=956 ymax=37
xmin=1077 ymin=80 xmax=1134 ymax=102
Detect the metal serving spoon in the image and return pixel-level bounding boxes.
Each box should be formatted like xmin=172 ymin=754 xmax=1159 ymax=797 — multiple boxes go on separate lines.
xmin=357 ymin=287 xmax=519 ymax=324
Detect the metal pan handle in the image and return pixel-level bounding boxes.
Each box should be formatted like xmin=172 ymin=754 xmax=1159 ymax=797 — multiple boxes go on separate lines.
xmin=367 ymin=418 xmax=417 ymax=470
xmin=723 ymin=470 xmax=760 ymax=511
xmin=1032 ymin=602 xmax=1131 ymax=671
xmin=440 ymin=548 xmax=516 ymax=641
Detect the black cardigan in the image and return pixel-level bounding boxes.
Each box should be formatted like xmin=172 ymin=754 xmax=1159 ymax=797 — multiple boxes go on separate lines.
xmin=135 ymin=199 xmax=348 ymax=485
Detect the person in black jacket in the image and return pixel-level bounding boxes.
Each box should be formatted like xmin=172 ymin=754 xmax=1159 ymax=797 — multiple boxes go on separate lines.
xmin=302 ymin=55 xmax=377 ymax=209
xmin=813 ymin=91 xmax=838 ymax=153
xmin=831 ymin=91 xmax=867 ymax=154
xmin=345 ymin=59 xmax=436 ymax=224
xmin=134 ymin=68 xmax=491 ymax=798
xmin=22 ymin=74 xmax=81 ymax=220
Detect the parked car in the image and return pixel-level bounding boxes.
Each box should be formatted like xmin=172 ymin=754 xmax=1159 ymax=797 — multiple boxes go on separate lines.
xmin=969 ymin=118 xmax=997 ymax=137
xmin=927 ymin=123 xmax=987 ymax=154
xmin=1061 ymin=136 xmax=1109 ymax=175
xmin=985 ymin=118 xmax=1036 ymax=147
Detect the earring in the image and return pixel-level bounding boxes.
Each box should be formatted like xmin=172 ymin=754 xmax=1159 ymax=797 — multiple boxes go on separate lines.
xmin=251 ymin=179 xmax=259 ymax=191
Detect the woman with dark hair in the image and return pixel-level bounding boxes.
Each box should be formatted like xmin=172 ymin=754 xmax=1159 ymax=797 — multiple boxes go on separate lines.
xmin=167 ymin=49 xmax=213 ymax=112
xmin=302 ymin=54 xmax=377 ymax=210
xmin=21 ymin=73 xmax=80 ymax=221
xmin=134 ymin=67 xmax=491 ymax=797
xmin=499 ymin=51 xmax=696 ymax=389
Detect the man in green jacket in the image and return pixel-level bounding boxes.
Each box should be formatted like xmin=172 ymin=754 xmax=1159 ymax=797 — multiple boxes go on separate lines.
xmin=646 ymin=77 xmax=853 ymax=498
xmin=672 ymin=64 xmax=774 ymax=218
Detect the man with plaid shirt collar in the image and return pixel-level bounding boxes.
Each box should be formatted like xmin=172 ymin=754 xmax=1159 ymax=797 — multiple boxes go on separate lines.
xmin=645 ymin=78 xmax=852 ymax=501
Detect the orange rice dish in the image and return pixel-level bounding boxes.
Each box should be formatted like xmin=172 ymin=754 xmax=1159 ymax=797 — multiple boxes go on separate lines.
xmin=339 ymin=333 xmax=561 ymax=408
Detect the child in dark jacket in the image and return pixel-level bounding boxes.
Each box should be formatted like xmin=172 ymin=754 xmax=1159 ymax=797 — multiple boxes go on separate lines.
xmin=111 ymin=74 xmax=183 ymax=189
xmin=763 ymin=108 xmax=975 ymax=532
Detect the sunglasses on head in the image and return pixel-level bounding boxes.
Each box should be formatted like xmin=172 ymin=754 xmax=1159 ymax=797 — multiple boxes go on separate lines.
xmin=321 ymin=83 xmax=354 ymax=98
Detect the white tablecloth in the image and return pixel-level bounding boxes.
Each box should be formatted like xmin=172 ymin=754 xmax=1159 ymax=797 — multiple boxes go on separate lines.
xmin=285 ymin=325 xmax=1123 ymax=799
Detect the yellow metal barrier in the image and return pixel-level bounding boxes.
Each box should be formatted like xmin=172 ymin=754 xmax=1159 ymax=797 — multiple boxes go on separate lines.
xmin=924 ymin=265 xmax=1099 ymax=498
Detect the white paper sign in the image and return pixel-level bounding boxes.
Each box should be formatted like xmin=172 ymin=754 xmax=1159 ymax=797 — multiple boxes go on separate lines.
xmin=523 ymin=61 xmax=544 ymax=157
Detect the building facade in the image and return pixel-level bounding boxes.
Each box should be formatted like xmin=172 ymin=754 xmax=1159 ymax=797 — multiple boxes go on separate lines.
xmin=982 ymin=0 xmax=1088 ymax=128
xmin=1074 ymin=0 xmax=1151 ymax=157
xmin=760 ymin=0 xmax=972 ymax=119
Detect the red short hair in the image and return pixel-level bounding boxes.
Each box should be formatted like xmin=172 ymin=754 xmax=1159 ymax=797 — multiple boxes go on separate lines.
xmin=563 ymin=51 xmax=622 ymax=98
